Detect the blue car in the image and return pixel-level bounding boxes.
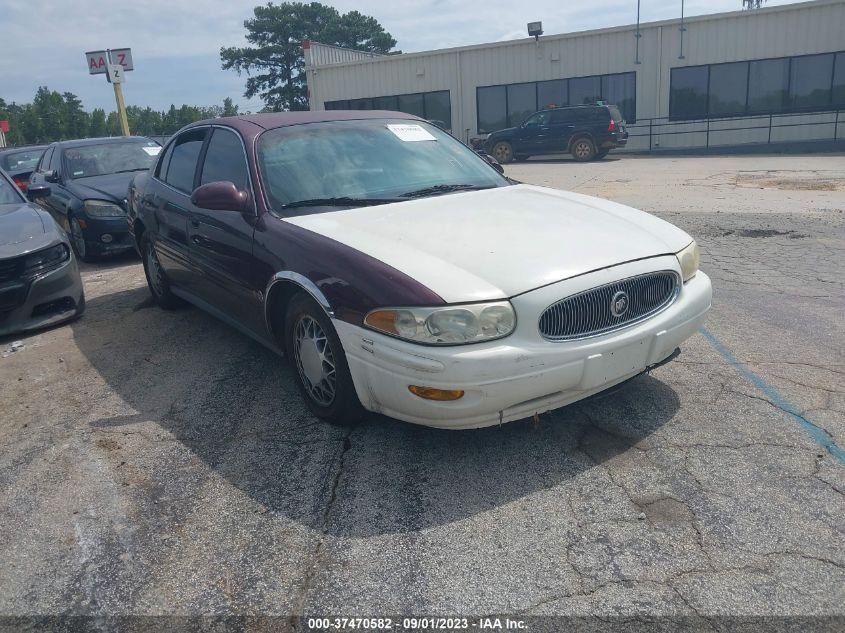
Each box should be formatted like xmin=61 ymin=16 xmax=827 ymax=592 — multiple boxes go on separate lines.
xmin=29 ymin=136 xmax=161 ymax=262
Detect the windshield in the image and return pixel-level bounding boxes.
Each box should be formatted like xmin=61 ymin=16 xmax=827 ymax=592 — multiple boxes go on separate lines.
xmin=257 ymin=119 xmax=508 ymax=215
xmin=63 ymin=141 xmax=161 ymax=179
xmin=1 ymin=148 xmax=45 ymax=172
xmin=0 ymin=175 xmax=24 ymax=204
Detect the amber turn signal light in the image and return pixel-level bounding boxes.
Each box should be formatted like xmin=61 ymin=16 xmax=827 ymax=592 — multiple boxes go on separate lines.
xmin=408 ymin=385 xmax=465 ymax=401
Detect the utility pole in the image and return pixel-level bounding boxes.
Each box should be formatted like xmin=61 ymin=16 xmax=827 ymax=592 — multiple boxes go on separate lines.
xmin=107 ymin=52 xmax=131 ymax=136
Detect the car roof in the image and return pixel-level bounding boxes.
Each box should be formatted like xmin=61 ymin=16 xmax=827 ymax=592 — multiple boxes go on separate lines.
xmin=184 ymin=110 xmax=421 ymax=134
xmin=51 ymin=136 xmax=154 ymax=149
xmin=0 ymin=144 xmax=49 ymax=155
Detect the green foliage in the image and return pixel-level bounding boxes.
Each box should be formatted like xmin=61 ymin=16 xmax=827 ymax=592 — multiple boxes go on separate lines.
xmin=0 ymin=89 xmax=242 ymax=146
xmin=221 ymin=2 xmax=397 ymax=111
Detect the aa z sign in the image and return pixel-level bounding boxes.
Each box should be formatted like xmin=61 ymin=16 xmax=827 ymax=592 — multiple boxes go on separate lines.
xmin=85 ymin=49 xmax=134 ymax=75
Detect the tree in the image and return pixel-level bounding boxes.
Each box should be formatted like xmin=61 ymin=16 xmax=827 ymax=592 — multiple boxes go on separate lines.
xmin=221 ymin=2 xmax=397 ymax=111
xmin=90 ymin=108 xmax=108 ymax=137
xmin=63 ymin=92 xmax=89 ymax=139
xmin=222 ymin=97 xmax=239 ymax=116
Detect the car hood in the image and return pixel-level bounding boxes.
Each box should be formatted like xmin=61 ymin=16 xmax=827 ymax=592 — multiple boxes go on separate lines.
xmin=0 ymin=202 xmax=62 ymax=259
xmin=67 ymin=172 xmax=137 ymax=204
xmin=284 ymin=184 xmax=693 ymax=302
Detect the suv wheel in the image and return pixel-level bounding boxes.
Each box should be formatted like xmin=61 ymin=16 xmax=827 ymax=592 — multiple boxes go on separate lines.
xmin=491 ymin=141 xmax=514 ymax=164
xmin=571 ymin=138 xmax=596 ymax=162
xmin=285 ymin=292 xmax=365 ymax=426
xmin=142 ymin=234 xmax=182 ymax=309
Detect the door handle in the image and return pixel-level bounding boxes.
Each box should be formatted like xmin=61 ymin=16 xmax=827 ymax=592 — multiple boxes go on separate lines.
xmin=190 ymin=217 xmax=200 ymax=228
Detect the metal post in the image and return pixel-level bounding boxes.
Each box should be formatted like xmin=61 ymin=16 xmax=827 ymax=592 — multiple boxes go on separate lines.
xmin=835 ymin=110 xmax=840 ymax=141
xmin=768 ymin=114 xmax=773 ymax=144
xmin=678 ymin=0 xmax=686 ymax=60
xmin=706 ymin=118 xmax=710 ymax=148
xmin=649 ymin=119 xmax=653 ymax=151
xmin=635 ymin=0 xmax=642 ymax=64
xmin=107 ymin=49 xmax=130 ymax=136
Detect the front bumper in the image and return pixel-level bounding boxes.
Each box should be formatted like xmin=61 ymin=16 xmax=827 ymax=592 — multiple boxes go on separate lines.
xmin=0 ymin=256 xmax=85 ymax=338
xmin=336 ymin=257 xmax=712 ymax=429
xmin=81 ymin=216 xmax=134 ymax=256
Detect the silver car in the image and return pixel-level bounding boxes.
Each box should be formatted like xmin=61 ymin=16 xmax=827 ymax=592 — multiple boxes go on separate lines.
xmin=0 ymin=167 xmax=84 ymax=337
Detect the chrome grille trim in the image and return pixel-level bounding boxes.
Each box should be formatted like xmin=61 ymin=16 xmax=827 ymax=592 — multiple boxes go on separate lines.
xmin=538 ymin=270 xmax=680 ymax=341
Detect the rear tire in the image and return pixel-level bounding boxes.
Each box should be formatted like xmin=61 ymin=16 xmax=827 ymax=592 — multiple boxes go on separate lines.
xmin=285 ymin=292 xmax=365 ymax=426
xmin=571 ymin=137 xmax=596 ymax=162
xmin=141 ymin=234 xmax=182 ymax=309
xmin=491 ymin=141 xmax=514 ymax=164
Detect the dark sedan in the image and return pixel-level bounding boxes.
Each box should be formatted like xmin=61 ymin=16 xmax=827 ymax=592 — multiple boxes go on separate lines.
xmin=0 ymin=145 xmax=48 ymax=192
xmin=29 ymin=136 xmax=161 ymax=261
xmin=0 ymin=168 xmax=84 ymax=337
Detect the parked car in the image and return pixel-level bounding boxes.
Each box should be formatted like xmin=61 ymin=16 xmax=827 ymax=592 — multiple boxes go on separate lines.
xmin=0 ymin=168 xmax=84 ymax=337
xmin=128 ymin=111 xmax=710 ymax=429
xmin=484 ymin=104 xmax=629 ymax=163
xmin=29 ymin=136 xmax=161 ymax=262
xmin=0 ymin=145 xmax=48 ymax=192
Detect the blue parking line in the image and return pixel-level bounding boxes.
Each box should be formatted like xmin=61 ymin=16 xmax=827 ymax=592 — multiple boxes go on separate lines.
xmin=700 ymin=327 xmax=845 ymax=464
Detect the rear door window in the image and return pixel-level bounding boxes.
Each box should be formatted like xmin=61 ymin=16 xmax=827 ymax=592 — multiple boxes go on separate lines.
xmin=165 ymin=128 xmax=207 ymax=193
xmin=550 ymin=109 xmax=574 ymax=125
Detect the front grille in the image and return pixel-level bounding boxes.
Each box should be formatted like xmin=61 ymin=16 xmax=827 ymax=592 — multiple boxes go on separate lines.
xmin=538 ymin=270 xmax=680 ymax=341
xmin=0 ymin=257 xmax=23 ymax=283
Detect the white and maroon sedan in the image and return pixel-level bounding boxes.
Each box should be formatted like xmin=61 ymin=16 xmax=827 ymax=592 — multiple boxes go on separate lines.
xmin=128 ymin=111 xmax=711 ymax=429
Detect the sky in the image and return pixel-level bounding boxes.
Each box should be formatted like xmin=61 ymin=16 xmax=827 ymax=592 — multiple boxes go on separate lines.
xmin=0 ymin=0 xmax=797 ymax=113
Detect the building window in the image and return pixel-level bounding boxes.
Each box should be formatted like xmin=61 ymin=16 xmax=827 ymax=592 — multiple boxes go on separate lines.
xmin=834 ymin=53 xmax=845 ymax=106
xmin=569 ymin=76 xmax=601 ymax=106
xmin=325 ymin=91 xmax=452 ymax=130
xmin=507 ymin=83 xmax=537 ymax=128
xmin=708 ymin=62 xmax=748 ymax=116
xmin=601 ymin=73 xmax=636 ymax=123
xmin=748 ymin=58 xmax=789 ymax=113
xmin=476 ymin=72 xmax=637 ymax=133
xmin=670 ymin=51 xmax=844 ymax=120
xmin=477 ymin=86 xmax=507 ymax=134
xmin=670 ymin=66 xmax=709 ymax=119
xmin=537 ymin=79 xmax=567 ymax=109
xmin=788 ymin=54 xmax=834 ymax=110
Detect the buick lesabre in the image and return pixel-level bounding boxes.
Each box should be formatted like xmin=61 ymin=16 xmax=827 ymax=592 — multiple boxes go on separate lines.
xmin=127 ymin=111 xmax=711 ymax=429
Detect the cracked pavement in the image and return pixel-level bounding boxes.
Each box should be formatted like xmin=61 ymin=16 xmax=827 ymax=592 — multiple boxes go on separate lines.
xmin=0 ymin=154 xmax=843 ymax=626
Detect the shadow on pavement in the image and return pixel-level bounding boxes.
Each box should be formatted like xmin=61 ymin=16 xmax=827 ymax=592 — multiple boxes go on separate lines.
xmin=73 ymin=286 xmax=679 ymax=537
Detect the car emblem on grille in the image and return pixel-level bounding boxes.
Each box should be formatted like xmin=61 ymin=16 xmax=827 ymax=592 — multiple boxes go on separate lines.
xmin=610 ymin=290 xmax=629 ymax=317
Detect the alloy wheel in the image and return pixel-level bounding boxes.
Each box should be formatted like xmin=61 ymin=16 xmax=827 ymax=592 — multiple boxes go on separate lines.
xmin=70 ymin=218 xmax=86 ymax=260
xmin=493 ymin=142 xmax=513 ymax=164
xmin=146 ymin=240 xmax=165 ymax=297
xmin=293 ymin=315 xmax=337 ymax=406
xmin=574 ymin=140 xmax=593 ymax=159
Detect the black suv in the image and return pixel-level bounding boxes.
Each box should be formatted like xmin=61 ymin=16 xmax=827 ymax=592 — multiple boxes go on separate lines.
xmin=484 ymin=104 xmax=628 ymax=163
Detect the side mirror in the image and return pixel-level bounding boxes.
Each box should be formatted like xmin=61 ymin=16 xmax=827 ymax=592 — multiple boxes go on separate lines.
xmin=479 ymin=153 xmax=504 ymax=174
xmin=27 ymin=184 xmax=52 ymax=201
xmin=44 ymin=170 xmax=59 ymax=183
xmin=191 ymin=181 xmax=250 ymax=212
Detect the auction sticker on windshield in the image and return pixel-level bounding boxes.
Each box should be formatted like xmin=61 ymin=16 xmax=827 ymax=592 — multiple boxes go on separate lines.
xmin=142 ymin=146 xmax=161 ymax=156
xmin=387 ymin=124 xmax=437 ymax=142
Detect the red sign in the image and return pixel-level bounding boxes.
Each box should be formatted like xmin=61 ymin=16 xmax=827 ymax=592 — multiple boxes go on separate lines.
xmin=0 ymin=121 xmax=9 ymax=133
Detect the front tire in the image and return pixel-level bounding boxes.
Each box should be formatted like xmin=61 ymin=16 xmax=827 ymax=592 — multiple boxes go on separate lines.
xmin=69 ymin=216 xmax=94 ymax=263
xmin=571 ymin=137 xmax=596 ymax=162
xmin=141 ymin=234 xmax=181 ymax=309
xmin=285 ymin=292 xmax=365 ymax=426
xmin=491 ymin=141 xmax=514 ymax=164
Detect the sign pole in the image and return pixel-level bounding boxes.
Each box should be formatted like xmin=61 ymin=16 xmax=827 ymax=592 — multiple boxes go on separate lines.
xmin=107 ymin=49 xmax=130 ymax=136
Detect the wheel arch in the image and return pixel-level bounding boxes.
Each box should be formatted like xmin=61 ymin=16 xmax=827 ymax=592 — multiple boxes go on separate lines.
xmin=264 ymin=272 xmax=334 ymax=350
xmin=567 ymin=132 xmax=596 ymax=152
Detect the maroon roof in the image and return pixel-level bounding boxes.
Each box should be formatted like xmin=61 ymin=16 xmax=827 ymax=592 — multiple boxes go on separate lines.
xmin=187 ymin=110 xmax=421 ymax=134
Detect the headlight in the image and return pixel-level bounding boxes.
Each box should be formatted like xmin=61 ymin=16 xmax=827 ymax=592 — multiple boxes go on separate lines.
xmin=23 ymin=243 xmax=69 ymax=275
xmin=84 ymin=199 xmax=124 ymax=217
xmin=676 ymin=240 xmax=700 ymax=282
xmin=365 ymin=301 xmax=516 ymax=345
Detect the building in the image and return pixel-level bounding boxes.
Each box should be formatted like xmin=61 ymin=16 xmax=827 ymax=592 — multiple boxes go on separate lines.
xmin=303 ymin=0 xmax=845 ymax=151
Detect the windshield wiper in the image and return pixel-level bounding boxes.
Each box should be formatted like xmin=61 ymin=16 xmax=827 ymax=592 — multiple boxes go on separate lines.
xmin=112 ymin=168 xmax=150 ymax=174
xmin=399 ymin=184 xmax=495 ymax=199
xmin=280 ymin=196 xmax=400 ymax=210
